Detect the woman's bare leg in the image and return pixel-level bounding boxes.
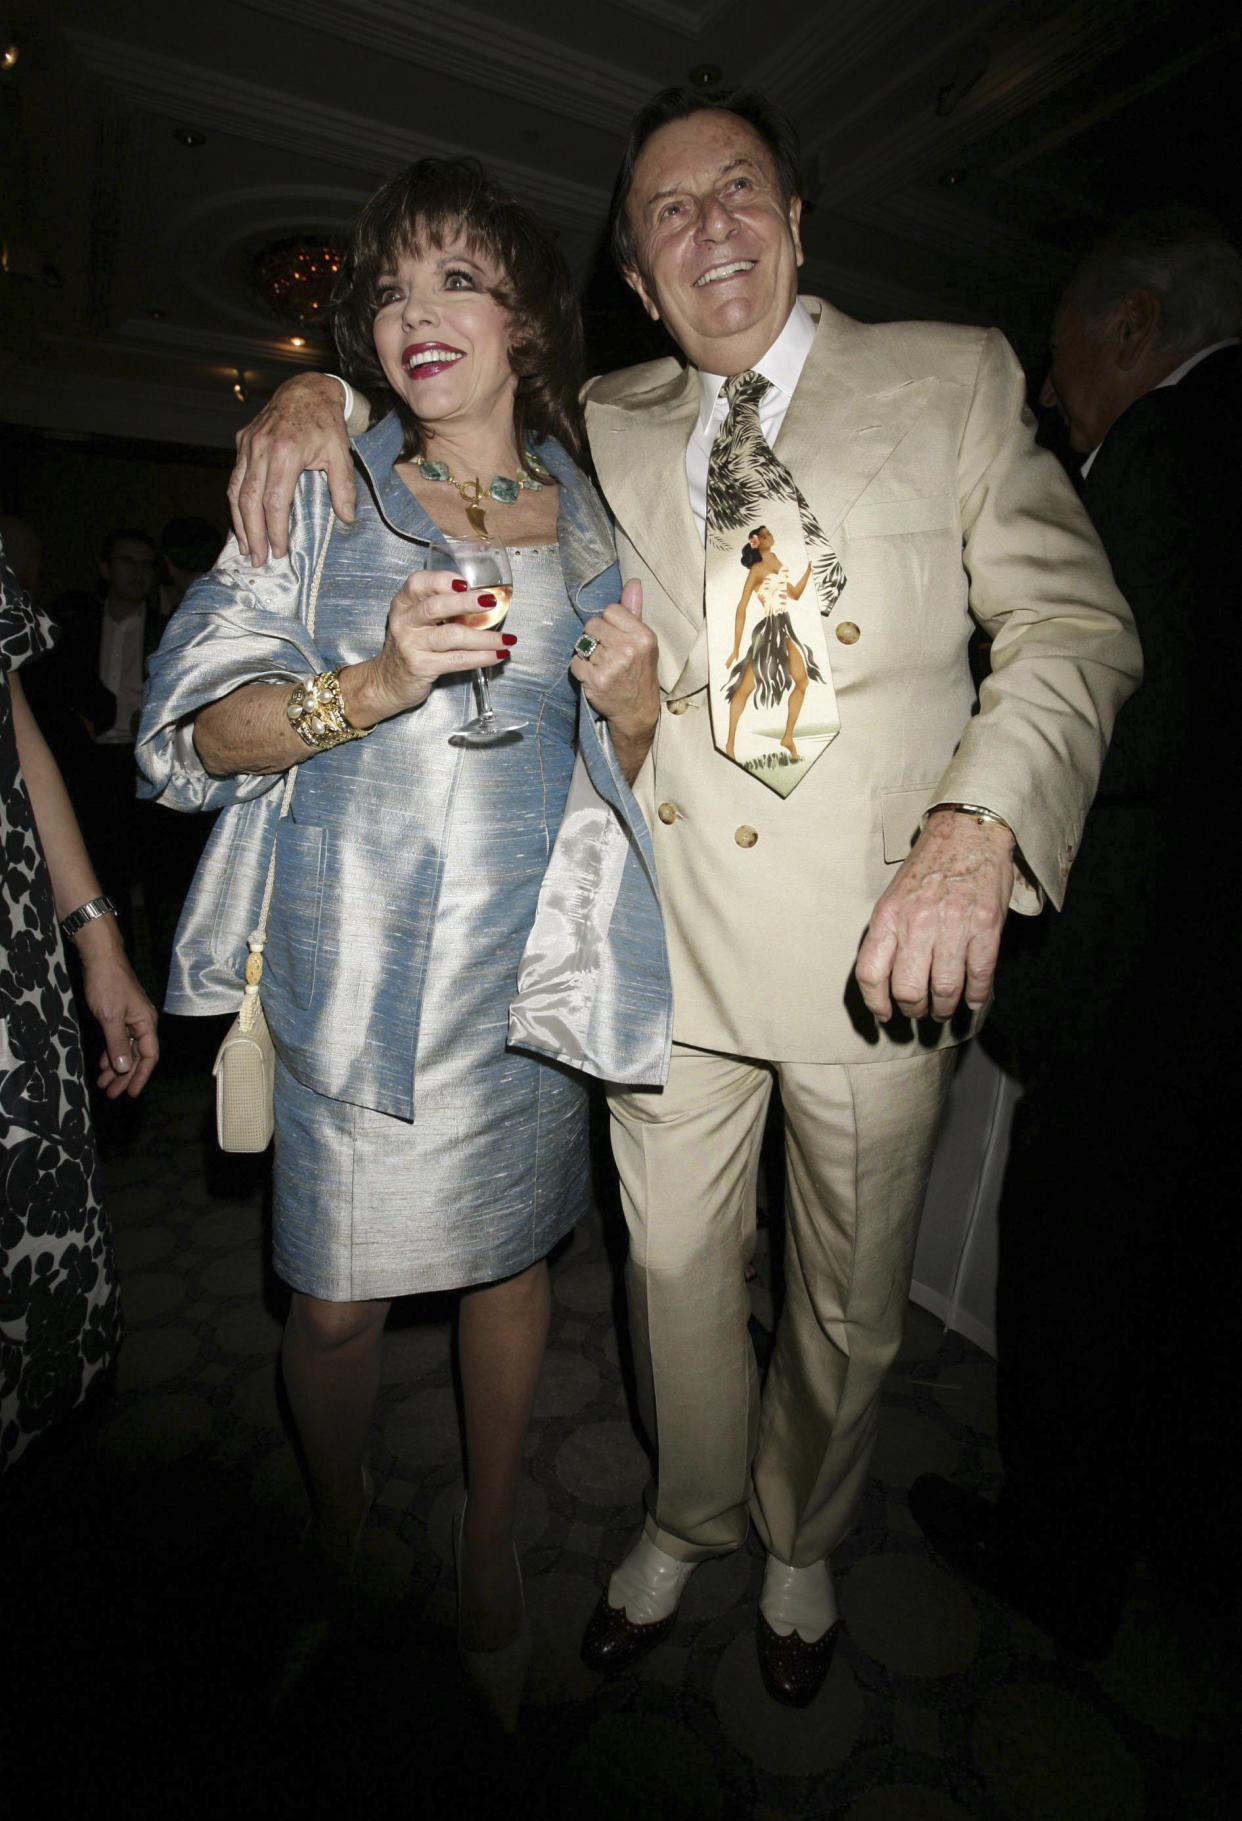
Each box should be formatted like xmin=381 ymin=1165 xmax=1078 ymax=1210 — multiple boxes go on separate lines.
xmin=457 ymin=1258 xmax=551 ymax=1650
xmin=281 ymin=1291 xmax=390 ymax=1562
xmin=781 ymin=641 xmax=809 ymax=758
xmin=726 ymin=666 xmax=756 ymax=759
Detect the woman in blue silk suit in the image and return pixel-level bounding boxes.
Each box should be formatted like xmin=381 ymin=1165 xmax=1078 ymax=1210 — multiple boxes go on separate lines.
xmin=138 ymin=159 xmax=662 ymax=1727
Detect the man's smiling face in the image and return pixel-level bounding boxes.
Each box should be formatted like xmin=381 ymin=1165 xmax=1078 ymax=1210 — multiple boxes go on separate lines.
xmin=622 ymin=110 xmax=804 ymax=376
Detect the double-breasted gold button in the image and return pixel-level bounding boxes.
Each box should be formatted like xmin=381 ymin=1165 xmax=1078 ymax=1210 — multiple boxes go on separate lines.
xmin=734 ymin=825 xmax=758 ymax=848
xmin=667 ymin=697 xmax=690 ymax=715
xmin=835 ymin=621 xmax=861 ymax=645
xmin=657 ymin=802 xmax=678 ymax=825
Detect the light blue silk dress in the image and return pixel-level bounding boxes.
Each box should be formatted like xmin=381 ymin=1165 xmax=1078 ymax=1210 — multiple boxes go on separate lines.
xmin=271 ymin=542 xmax=587 ymax=1298
xmin=139 ymin=413 xmax=647 ymax=1301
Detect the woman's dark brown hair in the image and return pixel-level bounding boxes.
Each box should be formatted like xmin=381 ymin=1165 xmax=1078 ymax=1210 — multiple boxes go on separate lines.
xmin=332 ymin=157 xmax=586 ymax=466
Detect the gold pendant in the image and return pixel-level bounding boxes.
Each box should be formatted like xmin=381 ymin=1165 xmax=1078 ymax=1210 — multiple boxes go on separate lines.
xmin=455 ymin=477 xmax=490 ymax=540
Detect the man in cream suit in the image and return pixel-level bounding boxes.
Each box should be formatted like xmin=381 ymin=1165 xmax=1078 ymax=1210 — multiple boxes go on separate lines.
xmin=227 ymin=91 xmax=1139 ymax=1707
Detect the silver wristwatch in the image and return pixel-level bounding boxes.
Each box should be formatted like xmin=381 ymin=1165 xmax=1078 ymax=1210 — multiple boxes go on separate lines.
xmin=60 ymin=895 xmax=118 ymax=939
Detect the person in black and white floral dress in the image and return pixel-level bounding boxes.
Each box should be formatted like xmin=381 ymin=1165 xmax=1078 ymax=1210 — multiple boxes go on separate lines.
xmin=0 ymin=536 xmax=159 ymax=1472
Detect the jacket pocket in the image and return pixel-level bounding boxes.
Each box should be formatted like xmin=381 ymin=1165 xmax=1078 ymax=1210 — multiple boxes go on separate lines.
xmin=880 ymin=786 xmax=937 ymax=863
xmin=265 ymin=821 xmax=327 ymax=1010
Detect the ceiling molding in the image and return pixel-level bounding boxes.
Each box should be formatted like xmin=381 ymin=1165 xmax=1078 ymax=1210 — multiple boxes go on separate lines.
xmin=608 ymin=0 xmax=733 ymax=33
xmin=804 ymin=0 xmax=1155 ymax=202
xmin=113 ymin=319 xmax=326 ymax=370
xmin=236 ymin=0 xmax=654 ymax=130
xmin=158 ymin=184 xmax=371 ymax=336
xmin=0 ymin=364 xmax=247 ymax=451
xmin=65 ymin=27 xmax=611 ymax=234
xmin=753 ymin=0 xmax=936 ymax=114
xmin=991 ymin=27 xmax=1234 ymax=181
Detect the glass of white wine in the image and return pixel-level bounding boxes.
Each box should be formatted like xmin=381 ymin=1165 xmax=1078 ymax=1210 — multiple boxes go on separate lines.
xmin=426 ymin=535 xmax=525 ymax=745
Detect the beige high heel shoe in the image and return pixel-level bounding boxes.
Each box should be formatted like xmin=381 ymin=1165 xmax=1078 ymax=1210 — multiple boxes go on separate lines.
xmin=454 ymin=1503 xmax=531 ymax=1736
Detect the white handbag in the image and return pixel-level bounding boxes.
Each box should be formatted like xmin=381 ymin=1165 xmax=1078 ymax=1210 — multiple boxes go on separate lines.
xmin=209 ymin=518 xmax=334 ymax=1151
xmin=212 ymin=973 xmax=277 ymax=1152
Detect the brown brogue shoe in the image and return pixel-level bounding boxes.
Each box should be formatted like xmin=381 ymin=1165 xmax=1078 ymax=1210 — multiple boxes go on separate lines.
xmin=581 ymin=1593 xmax=676 ymax=1675
xmin=756 ymin=1612 xmax=840 ymax=1707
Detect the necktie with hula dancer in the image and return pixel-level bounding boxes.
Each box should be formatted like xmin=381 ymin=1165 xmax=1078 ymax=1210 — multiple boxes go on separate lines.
xmin=704 ymin=370 xmax=844 ymax=797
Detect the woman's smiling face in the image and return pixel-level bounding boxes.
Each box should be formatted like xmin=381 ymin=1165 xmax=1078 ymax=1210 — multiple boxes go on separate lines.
xmin=372 ymin=231 xmax=518 ymax=437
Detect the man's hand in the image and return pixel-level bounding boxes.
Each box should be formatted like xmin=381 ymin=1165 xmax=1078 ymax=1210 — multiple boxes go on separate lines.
xmin=855 ymin=809 xmax=1015 ymax=1023
xmin=76 ymin=921 xmax=160 ymax=1097
xmin=228 ymin=373 xmax=355 ymax=564
xmin=569 ymin=580 xmax=660 ymax=783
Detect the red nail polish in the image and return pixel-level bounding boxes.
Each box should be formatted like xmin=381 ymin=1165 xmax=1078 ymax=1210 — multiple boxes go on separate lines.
xmin=476 ymin=592 xmax=497 ymax=607
xmin=501 ymin=633 xmax=517 ymax=646
xmin=495 ymin=649 xmax=509 ymax=661
xmin=451 ymin=578 xmax=469 ymax=592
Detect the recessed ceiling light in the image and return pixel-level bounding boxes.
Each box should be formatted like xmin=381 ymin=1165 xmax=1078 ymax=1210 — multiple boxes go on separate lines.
xmin=232 ymin=373 xmax=248 ymax=403
xmin=689 ymin=63 xmax=722 ymax=88
xmin=939 ymin=168 xmax=968 ymax=187
xmin=289 ymin=335 xmax=306 ymax=348
xmin=173 ymin=127 xmax=207 ymax=148
xmin=2 ymin=44 xmax=19 ymax=71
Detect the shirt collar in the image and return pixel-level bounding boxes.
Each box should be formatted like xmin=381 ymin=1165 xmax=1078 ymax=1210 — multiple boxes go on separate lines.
xmin=696 ymin=299 xmax=816 ymax=435
xmin=1155 ymin=337 xmax=1239 ymax=390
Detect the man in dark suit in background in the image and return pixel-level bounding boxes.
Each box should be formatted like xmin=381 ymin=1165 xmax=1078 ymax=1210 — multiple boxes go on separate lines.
xmin=911 ymin=210 xmax=1242 ymax=1658
xmin=28 ymin=527 xmax=162 ymax=953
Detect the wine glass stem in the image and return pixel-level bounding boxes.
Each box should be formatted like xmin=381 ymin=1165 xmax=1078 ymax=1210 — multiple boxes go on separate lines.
xmin=473 ymin=669 xmax=497 ymax=725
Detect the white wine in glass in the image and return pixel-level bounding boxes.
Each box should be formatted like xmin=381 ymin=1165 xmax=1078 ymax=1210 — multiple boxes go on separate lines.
xmin=426 ymin=536 xmax=525 ymax=745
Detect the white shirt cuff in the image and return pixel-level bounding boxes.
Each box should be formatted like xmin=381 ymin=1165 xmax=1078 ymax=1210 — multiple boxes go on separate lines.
xmin=327 ymin=373 xmax=372 ymax=435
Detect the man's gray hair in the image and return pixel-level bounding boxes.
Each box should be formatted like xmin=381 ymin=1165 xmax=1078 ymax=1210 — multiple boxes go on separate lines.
xmin=1066 ymin=208 xmax=1242 ymax=354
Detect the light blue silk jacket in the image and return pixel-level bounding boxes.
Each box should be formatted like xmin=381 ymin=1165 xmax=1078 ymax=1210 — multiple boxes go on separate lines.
xmin=136 ymin=412 xmax=671 ymax=1117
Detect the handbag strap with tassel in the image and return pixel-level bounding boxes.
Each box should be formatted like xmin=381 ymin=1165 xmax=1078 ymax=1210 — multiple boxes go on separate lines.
xmin=239 ymin=511 xmax=336 ymax=1021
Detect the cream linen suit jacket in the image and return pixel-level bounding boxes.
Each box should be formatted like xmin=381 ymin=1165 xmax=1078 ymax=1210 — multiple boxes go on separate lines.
xmin=583 ymin=298 xmax=1142 ymax=1066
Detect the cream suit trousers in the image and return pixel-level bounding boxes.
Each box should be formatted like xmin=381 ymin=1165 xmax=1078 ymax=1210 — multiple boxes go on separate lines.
xmin=608 ymin=1041 xmax=957 ymax=1567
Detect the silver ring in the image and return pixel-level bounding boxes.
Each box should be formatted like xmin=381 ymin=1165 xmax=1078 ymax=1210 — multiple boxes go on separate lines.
xmin=573 ymin=633 xmax=599 ymax=660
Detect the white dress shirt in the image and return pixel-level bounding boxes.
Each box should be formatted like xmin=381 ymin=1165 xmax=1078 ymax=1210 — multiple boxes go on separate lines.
xmin=684 ymin=300 xmax=817 ymax=542
xmin=97 ymin=604 xmax=147 ymax=744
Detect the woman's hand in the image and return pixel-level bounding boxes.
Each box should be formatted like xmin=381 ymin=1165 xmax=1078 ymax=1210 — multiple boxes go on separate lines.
xmin=74 ymin=916 xmax=160 ymax=1097
xmin=341 ymin=571 xmax=513 ymax=727
xmin=569 ymin=580 xmax=659 ymax=784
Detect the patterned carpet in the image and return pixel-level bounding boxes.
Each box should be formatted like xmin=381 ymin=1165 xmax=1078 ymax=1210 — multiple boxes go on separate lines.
xmin=6 ymin=1025 xmax=1236 ymax=1820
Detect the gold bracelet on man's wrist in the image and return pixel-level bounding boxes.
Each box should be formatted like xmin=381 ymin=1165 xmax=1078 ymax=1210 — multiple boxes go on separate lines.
xmin=286 ymin=670 xmax=374 ymax=751
xmin=928 ymin=801 xmax=1014 ymax=837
